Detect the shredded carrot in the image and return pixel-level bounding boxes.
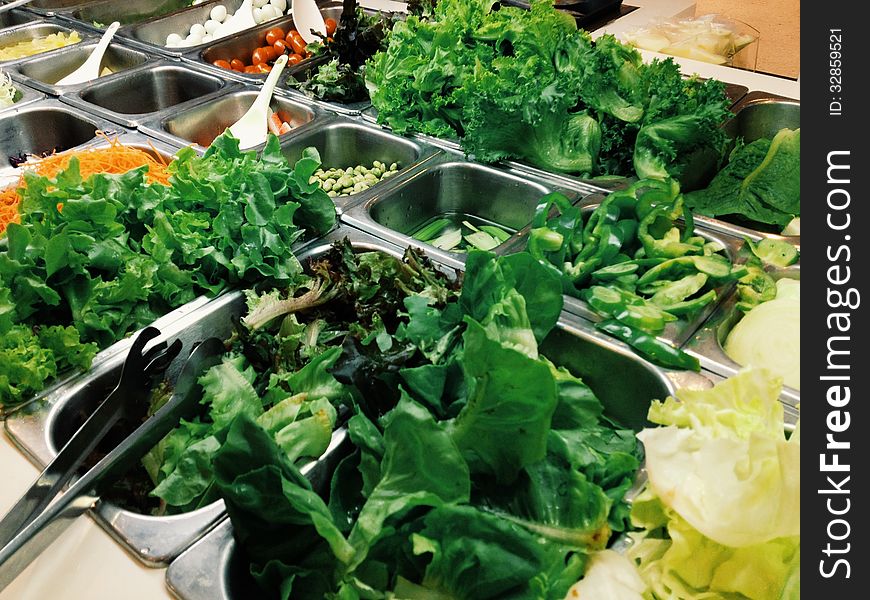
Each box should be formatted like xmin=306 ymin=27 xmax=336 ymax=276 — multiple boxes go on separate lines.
xmin=0 ymin=133 xmax=173 ymax=236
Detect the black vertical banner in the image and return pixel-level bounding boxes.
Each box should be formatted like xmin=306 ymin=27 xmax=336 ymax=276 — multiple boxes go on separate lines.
xmin=803 ymin=2 xmax=867 ymax=596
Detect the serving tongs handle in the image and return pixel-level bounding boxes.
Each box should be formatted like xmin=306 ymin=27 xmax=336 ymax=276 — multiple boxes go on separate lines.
xmin=0 ymin=336 xmax=223 ymax=592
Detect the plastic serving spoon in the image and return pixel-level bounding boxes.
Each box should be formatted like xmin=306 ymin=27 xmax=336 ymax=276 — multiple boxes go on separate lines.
xmin=55 ymin=21 xmax=121 ymax=86
xmin=227 ymin=53 xmax=289 ymax=148
xmin=0 ymin=0 xmax=37 ymax=15
xmin=292 ymin=0 xmax=327 ymax=44
xmin=212 ymin=0 xmax=256 ymax=40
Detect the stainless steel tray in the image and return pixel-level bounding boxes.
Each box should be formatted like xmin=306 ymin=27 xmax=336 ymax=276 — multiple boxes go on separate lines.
xmin=0 ymin=97 xmax=123 ymax=187
xmin=0 ymin=77 xmax=44 ymax=113
xmin=684 ymin=262 xmax=800 ymax=408
xmin=180 ymin=2 xmax=346 ymax=86
xmin=65 ymin=0 xmax=200 ymax=29
xmin=11 ymin=0 xmax=104 ymax=16
xmin=59 ymin=59 xmax=238 ymax=127
xmin=0 ymin=19 xmax=94 ymax=66
xmin=2 ymin=226 xmax=439 ymax=565
xmin=341 ymin=156 xmax=586 ymax=270
xmin=274 ymin=116 xmax=443 ymax=212
xmin=117 ymin=0 xmax=287 ymax=58
xmin=139 ymin=85 xmax=322 ymax=152
xmin=0 ymin=7 xmax=39 ymax=29
xmin=6 ymin=37 xmax=155 ymax=96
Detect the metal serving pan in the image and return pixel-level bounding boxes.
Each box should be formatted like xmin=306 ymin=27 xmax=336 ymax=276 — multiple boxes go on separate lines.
xmin=493 ymin=190 xmax=750 ymax=348
xmin=67 ymin=0 xmax=198 ymax=29
xmin=689 ymin=91 xmax=801 ymax=248
xmin=0 ymin=20 xmax=92 ymax=66
xmin=118 ymin=0 xmax=287 ymax=58
xmin=139 ymin=86 xmax=321 ymax=152
xmin=275 ymin=117 xmax=442 ymax=212
xmin=341 ymin=157 xmax=585 ymax=270
xmin=12 ymin=0 xmax=105 ymax=16
xmin=684 ymin=262 xmax=800 ymax=408
xmin=163 ymin=302 xmax=704 ymax=600
xmin=0 ymin=98 xmax=121 ymax=185
xmin=183 ymin=2 xmax=346 ymax=84
xmin=60 ymin=60 xmax=237 ymax=127
xmin=6 ymin=38 xmax=154 ymax=96
xmin=0 ymin=8 xmax=39 ymax=29
xmin=0 ymin=78 xmax=44 ymax=114
xmin=2 ymin=226 xmax=445 ymax=564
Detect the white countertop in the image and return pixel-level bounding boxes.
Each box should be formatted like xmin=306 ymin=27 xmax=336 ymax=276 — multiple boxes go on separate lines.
xmin=0 ymin=434 xmax=172 ymax=600
xmin=0 ymin=2 xmax=798 ymax=599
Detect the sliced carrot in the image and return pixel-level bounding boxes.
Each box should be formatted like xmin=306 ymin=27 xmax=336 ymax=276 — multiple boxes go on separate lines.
xmin=0 ymin=133 xmax=173 ymax=236
xmin=268 ymin=112 xmax=284 ymax=136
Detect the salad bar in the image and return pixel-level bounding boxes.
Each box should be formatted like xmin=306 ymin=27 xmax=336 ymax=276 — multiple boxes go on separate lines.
xmin=0 ymin=0 xmax=799 ymax=599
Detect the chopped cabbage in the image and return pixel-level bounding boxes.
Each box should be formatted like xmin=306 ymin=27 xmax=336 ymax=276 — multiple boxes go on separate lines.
xmin=724 ymin=278 xmax=800 ymax=389
xmin=0 ymin=71 xmax=16 ymax=108
xmin=627 ymin=368 xmax=800 ymax=600
xmin=563 ymin=550 xmax=647 ymax=600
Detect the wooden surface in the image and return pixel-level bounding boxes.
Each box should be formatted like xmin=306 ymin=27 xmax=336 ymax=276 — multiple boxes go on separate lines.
xmin=694 ymin=0 xmax=800 ymax=78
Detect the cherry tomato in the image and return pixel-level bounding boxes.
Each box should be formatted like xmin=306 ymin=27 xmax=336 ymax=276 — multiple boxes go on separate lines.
xmin=273 ymin=39 xmax=288 ymax=54
xmin=264 ymin=27 xmax=285 ymax=46
xmin=251 ymin=47 xmax=270 ymax=65
xmin=244 ymin=65 xmax=260 ymax=73
xmin=286 ymin=53 xmax=303 ymax=65
xmin=257 ymin=63 xmax=272 ymax=73
xmin=230 ymin=58 xmax=246 ymax=71
xmin=262 ymin=45 xmax=278 ymax=61
xmin=288 ymin=33 xmax=306 ymax=56
xmin=324 ymin=17 xmax=337 ymax=37
xmin=212 ymin=59 xmax=232 ymax=70
xmin=286 ymin=29 xmax=299 ymax=41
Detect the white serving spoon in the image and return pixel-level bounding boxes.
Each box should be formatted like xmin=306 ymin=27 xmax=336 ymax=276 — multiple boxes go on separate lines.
xmin=292 ymin=0 xmax=326 ymax=44
xmin=212 ymin=0 xmax=256 ymax=40
xmin=0 ymin=0 xmax=37 ymax=15
xmin=227 ymin=53 xmax=289 ymax=148
xmin=56 ymin=21 xmax=121 ymax=86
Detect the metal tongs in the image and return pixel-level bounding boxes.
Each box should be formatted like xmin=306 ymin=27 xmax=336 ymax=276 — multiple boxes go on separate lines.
xmin=0 ymin=328 xmax=224 ymax=591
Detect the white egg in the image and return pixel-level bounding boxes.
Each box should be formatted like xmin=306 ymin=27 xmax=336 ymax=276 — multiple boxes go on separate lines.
xmin=190 ymin=23 xmax=206 ymax=37
xmin=260 ymin=5 xmax=277 ymax=20
xmin=270 ymin=0 xmax=287 ymax=13
xmin=186 ymin=32 xmax=203 ymax=45
xmin=210 ymin=5 xmax=227 ymax=22
xmin=201 ymin=34 xmax=213 ymax=43
xmin=166 ymin=32 xmax=183 ymax=46
xmin=253 ymin=6 xmax=264 ymax=23
xmin=204 ymin=19 xmax=221 ymax=34
xmin=253 ymin=0 xmax=269 ymax=7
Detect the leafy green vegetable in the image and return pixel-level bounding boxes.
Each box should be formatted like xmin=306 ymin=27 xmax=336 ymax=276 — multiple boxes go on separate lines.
xmin=144 ymin=240 xmax=458 ymax=514
xmin=212 ymin=249 xmax=642 ymax=598
xmin=0 ymin=322 xmax=97 ymax=406
xmin=525 ymin=179 xmax=742 ymax=370
xmin=0 ymin=133 xmax=336 ymax=408
xmin=685 ymin=128 xmax=801 ymax=229
xmin=626 ymin=368 xmax=800 ymax=600
xmin=725 ymin=279 xmax=800 ymax=390
xmin=366 ymin=0 xmax=730 ymax=181
xmin=288 ymin=7 xmax=399 ymax=104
